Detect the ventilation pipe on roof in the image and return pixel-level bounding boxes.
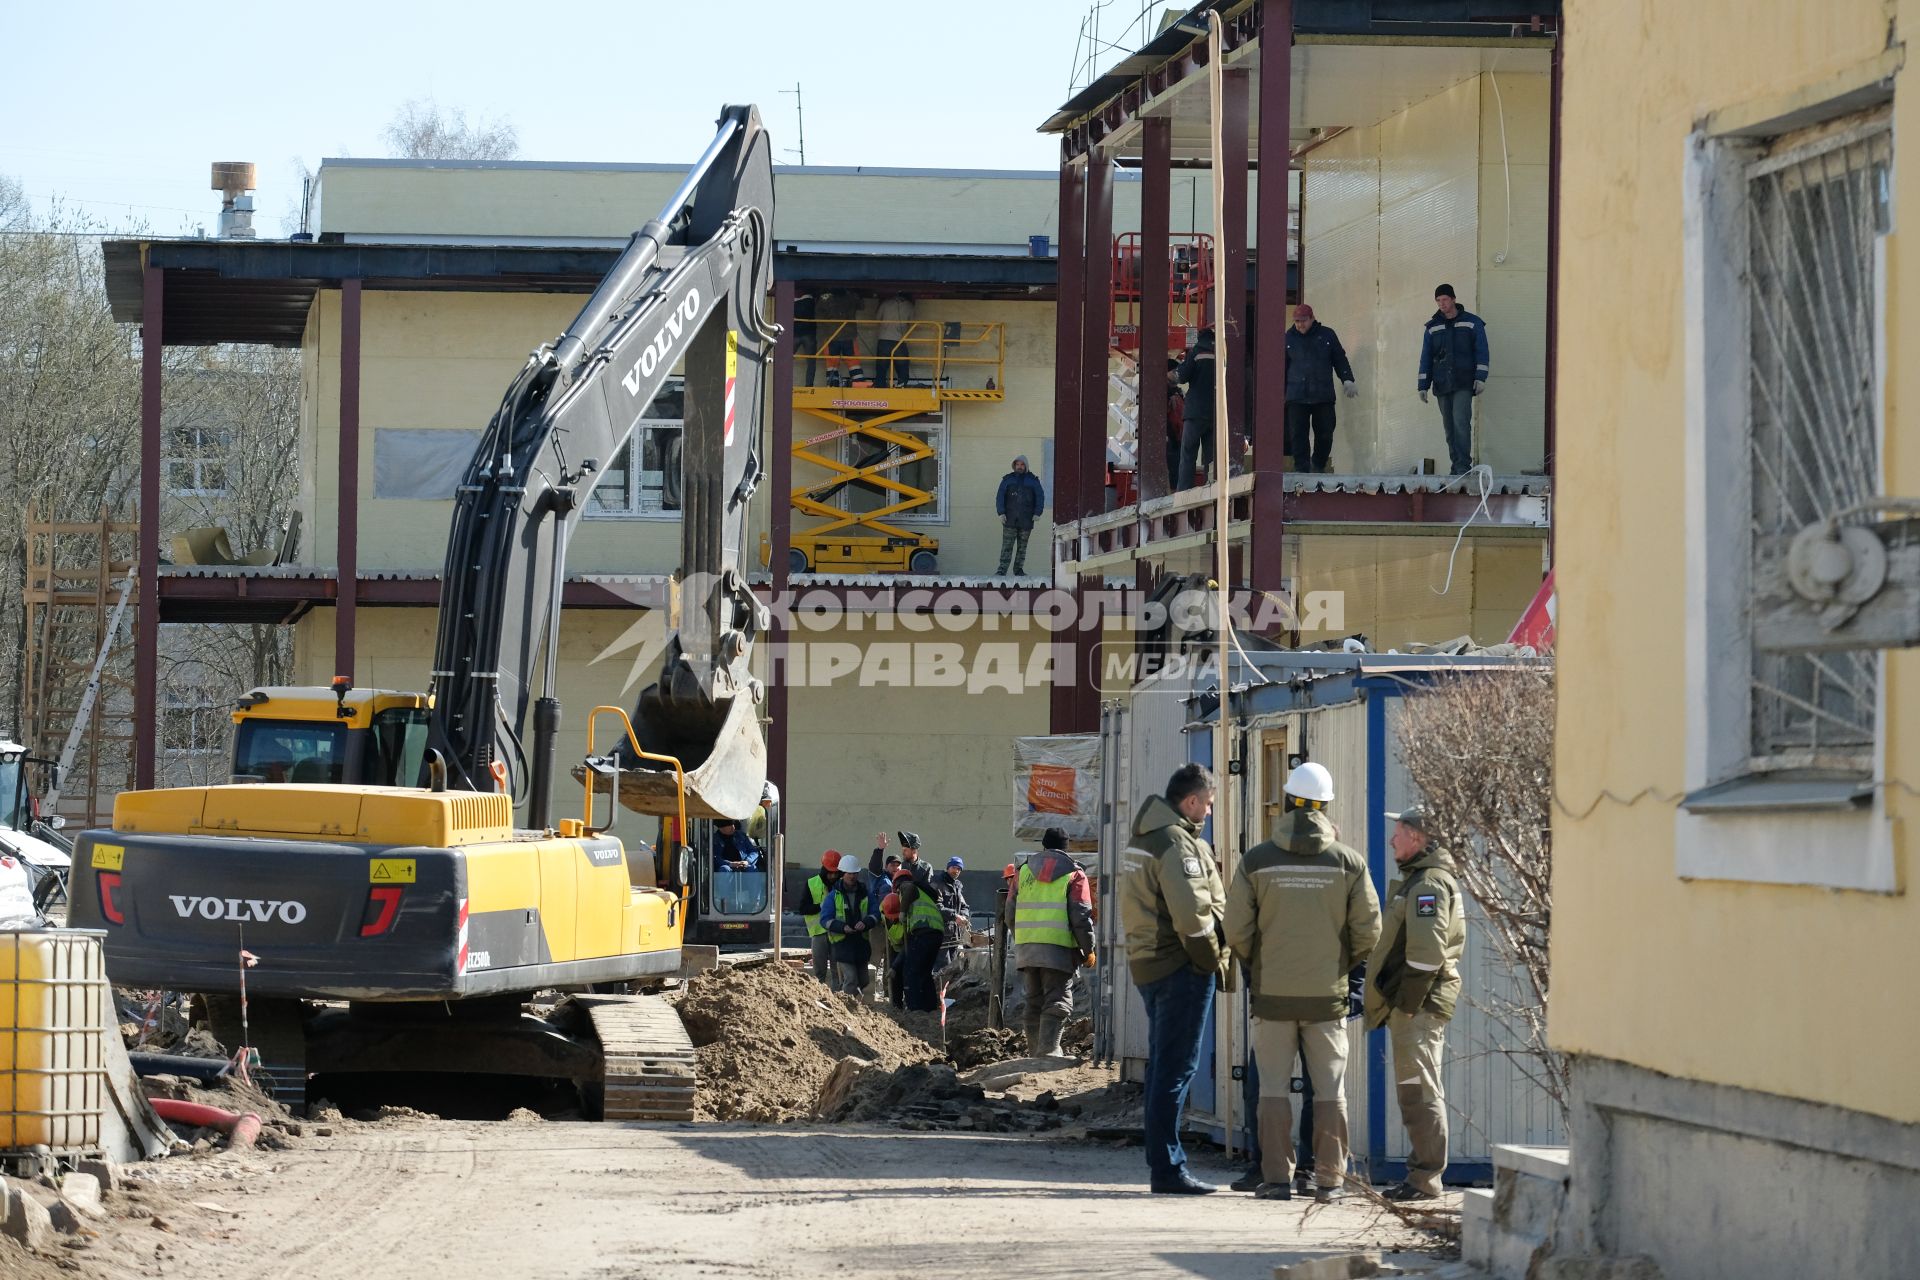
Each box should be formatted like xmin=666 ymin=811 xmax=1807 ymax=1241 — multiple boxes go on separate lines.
xmin=211 ymin=161 xmax=257 ymax=239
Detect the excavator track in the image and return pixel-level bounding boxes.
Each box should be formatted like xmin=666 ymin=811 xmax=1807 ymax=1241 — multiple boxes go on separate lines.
xmin=575 ymin=994 xmax=698 ymax=1123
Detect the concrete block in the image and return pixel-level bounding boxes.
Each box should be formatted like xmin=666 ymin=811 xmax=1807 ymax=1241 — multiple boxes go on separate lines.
xmin=1 ymin=1181 xmax=54 ymax=1251
xmin=74 ymin=1158 xmax=120 ymax=1193
xmin=58 ymin=1173 xmax=104 ymax=1219
xmin=1493 ymin=1144 xmax=1571 ymax=1183
xmin=1538 ymin=1258 xmax=1663 ymax=1280
xmin=1461 ymin=1187 xmax=1494 ymax=1269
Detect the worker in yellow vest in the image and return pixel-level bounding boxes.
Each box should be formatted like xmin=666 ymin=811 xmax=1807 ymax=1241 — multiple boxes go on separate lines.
xmin=881 ymin=892 xmax=906 ymax=1008
xmin=895 ymin=866 xmax=947 ymax=1012
xmin=791 ymin=850 xmax=844 ymax=985
xmin=1010 ymin=828 xmax=1096 ymax=1056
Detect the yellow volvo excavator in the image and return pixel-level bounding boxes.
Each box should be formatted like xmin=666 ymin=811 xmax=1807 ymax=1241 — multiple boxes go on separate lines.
xmin=67 ymin=106 xmax=779 ymax=1119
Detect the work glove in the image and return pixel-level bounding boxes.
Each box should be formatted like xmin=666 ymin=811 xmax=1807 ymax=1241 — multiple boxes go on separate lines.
xmin=1418 ymin=388 xmax=1430 ymax=404
xmin=1215 ymin=952 xmax=1237 ymax=994
xmin=1346 ymin=964 xmax=1367 ymax=1020
xmin=1082 ymin=949 xmax=1097 ymax=969
xmin=1471 ymin=379 xmax=1486 ymax=396
xmin=1342 ymin=381 xmax=1358 ymax=399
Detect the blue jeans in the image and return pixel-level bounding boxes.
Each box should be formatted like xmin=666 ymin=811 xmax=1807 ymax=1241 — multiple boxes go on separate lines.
xmin=1434 ymin=390 xmax=1474 ymax=474
xmin=1138 ymin=965 xmax=1215 ymax=1181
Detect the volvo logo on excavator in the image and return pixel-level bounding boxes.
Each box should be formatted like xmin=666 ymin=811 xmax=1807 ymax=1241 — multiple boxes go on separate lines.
xmin=622 ymin=287 xmax=704 ymax=397
xmin=170 ymin=895 xmax=309 ymax=925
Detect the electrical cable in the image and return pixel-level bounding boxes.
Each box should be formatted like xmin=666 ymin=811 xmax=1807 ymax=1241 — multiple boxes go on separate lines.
xmin=1431 ymin=463 xmax=1495 ymax=595
xmin=1489 ymin=69 xmax=1513 ymax=266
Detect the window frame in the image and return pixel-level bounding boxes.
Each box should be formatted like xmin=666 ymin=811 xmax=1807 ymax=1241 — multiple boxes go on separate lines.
xmin=166 ymin=425 xmax=232 ymax=497
xmin=1678 ymin=88 xmax=1896 ymax=891
xmin=587 ymin=377 xmax=686 ymax=522
xmin=833 ymin=408 xmax=950 ymax=526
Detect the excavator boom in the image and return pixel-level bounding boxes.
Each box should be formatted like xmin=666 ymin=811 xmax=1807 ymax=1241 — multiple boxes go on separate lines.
xmin=427 ymin=105 xmax=775 ymax=823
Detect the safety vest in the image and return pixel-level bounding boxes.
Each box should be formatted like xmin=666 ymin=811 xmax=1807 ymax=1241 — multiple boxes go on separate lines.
xmin=906 ymin=886 xmax=944 ymax=934
xmin=886 ymin=919 xmax=906 ymax=948
xmin=805 ymin=875 xmax=830 ymax=937
xmin=1014 ymin=864 xmax=1076 ymax=948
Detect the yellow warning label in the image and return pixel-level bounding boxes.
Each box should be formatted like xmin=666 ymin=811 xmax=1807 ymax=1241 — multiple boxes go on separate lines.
xmin=91 ymin=843 xmax=125 ymax=871
xmin=726 ymin=330 xmax=738 ymax=379
xmin=369 ymin=858 xmax=417 ymax=885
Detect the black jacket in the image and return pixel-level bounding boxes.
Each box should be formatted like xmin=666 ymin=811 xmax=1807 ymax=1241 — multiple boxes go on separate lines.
xmin=1177 ymin=335 xmax=1216 ymax=424
xmin=1284 ymin=322 xmax=1356 ymax=404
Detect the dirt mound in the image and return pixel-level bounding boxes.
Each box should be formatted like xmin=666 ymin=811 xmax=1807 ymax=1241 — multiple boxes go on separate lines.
xmin=1062 ymin=1016 xmax=1093 ymax=1054
xmin=674 ymin=963 xmax=938 ymax=1121
xmin=946 ymin=1026 xmax=1024 ymax=1069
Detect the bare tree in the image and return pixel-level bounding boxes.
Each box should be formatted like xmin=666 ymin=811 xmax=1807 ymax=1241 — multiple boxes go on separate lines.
xmin=1393 ymin=665 xmax=1565 ymax=1125
xmin=0 ymin=183 xmax=301 ymax=799
xmin=383 ymin=99 xmax=519 ymax=161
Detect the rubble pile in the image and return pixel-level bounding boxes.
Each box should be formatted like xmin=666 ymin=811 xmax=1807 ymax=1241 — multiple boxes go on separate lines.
xmin=946 ymin=1026 xmax=1024 ymax=1069
xmin=674 ymin=963 xmax=937 ymax=1121
xmin=816 ymin=1059 xmax=1071 ymax=1134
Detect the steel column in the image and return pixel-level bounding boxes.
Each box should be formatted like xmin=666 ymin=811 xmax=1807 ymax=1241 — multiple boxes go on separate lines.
xmin=1052 ymin=159 xmax=1088 ymax=735
xmin=336 ymin=280 xmax=362 ymax=680
xmin=769 ymin=280 xmax=795 ymax=795
xmin=134 ymin=267 xmax=163 ymax=790
xmin=1078 ymin=152 xmax=1115 ymax=522
xmin=1219 ymin=68 xmax=1251 ymax=457
xmin=1140 ymin=118 xmax=1174 ymax=500
xmin=1251 ymin=0 xmax=1294 ymax=604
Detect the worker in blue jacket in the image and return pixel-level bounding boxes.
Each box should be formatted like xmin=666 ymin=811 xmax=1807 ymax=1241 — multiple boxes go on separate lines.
xmin=1284 ymin=303 xmax=1357 ymax=474
xmin=994 ymin=456 xmax=1047 ymax=577
xmin=1416 ymin=284 xmax=1490 ymax=475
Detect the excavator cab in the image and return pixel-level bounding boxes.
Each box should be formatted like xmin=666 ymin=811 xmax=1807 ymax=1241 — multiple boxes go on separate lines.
xmin=229 ymin=687 xmax=433 ymax=788
xmin=668 ymin=782 xmax=779 ymax=946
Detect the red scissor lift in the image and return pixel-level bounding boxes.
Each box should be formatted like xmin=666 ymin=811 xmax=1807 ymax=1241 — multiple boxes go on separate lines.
xmin=1107 ymin=233 xmax=1215 ymax=503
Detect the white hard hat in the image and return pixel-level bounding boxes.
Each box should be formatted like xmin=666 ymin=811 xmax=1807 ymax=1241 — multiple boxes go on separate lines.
xmin=1284 ymin=761 xmax=1335 ymax=804
xmin=837 ymin=854 xmax=862 ymax=874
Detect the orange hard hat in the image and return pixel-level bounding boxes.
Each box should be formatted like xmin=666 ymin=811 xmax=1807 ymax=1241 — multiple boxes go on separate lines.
xmin=1003 ymin=862 xmax=1017 ymax=879
xmin=881 ymin=893 xmax=902 ymax=920
xmin=821 ymin=849 xmax=843 ymax=870
xmin=892 ymin=867 xmax=913 ymax=883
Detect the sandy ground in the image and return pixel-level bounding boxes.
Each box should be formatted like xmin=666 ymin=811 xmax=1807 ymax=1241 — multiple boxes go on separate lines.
xmin=55 ymin=1121 xmax=1450 ymax=1280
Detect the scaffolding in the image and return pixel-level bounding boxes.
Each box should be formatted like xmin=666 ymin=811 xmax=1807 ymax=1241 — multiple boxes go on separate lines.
xmin=22 ymin=503 xmax=139 ymax=828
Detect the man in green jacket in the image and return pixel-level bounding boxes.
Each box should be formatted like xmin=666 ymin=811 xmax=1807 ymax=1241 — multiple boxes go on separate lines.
xmin=1121 ymin=763 xmax=1231 ymax=1195
xmin=1226 ymin=762 xmax=1381 ymax=1203
xmin=1365 ymin=804 xmax=1467 ymax=1201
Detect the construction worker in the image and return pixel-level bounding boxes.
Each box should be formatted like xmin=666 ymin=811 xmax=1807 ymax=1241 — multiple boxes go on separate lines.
xmin=895 ymin=865 xmax=946 ymax=1013
xmin=1416 ymin=283 xmax=1490 ymax=475
xmin=1010 ymin=828 xmax=1094 ymax=1057
xmin=1225 ymin=762 xmax=1380 ymax=1203
xmin=1122 ymin=762 xmax=1231 ymax=1195
xmin=710 ymin=817 xmax=761 ymax=872
xmin=881 ymin=892 xmax=906 ymax=1008
xmin=821 ymin=854 xmax=880 ymax=996
xmin=1365 ymin=804 xmax=1467 ymax=1202
xmin=876 ymin=292 xmax=915 ymax=387
xmin=816 ymin=290 xmax=863 ymax=387
xmin=791 ymin=851 xmax=844 ymax=985
xmin=993 ymin=456 xmax=1046 ymax=577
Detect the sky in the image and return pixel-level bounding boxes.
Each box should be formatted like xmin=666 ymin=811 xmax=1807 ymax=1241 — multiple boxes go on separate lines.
xmin=0 ymin=0 xmax=1152 ymax=237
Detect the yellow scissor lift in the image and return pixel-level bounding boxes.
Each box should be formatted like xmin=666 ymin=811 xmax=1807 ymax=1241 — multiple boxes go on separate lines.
xmin=766 ymin=316 xmax=1005 ymax=575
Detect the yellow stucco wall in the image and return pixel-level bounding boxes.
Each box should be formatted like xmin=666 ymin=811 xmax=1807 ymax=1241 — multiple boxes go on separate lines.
xmin=1300 ymin=72 xmax=1548 ymax=474
xmin=1552 ymin=0 xmax=1920 ymax=1123
xmin=1294 ymin=534 xmax=1544 ymax=651
xmin=298 ymin=289 xmax=1055 ymax=580
xmin=316 ymin=163 xmax=1156 ymax=248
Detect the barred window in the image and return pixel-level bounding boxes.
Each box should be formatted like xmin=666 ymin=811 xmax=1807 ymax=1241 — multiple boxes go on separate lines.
xmin=1744 ymin=110 xmax=1890 ymax=771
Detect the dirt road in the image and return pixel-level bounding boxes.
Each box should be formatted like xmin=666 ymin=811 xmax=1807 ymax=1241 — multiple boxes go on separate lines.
xmin=76 ymin=1121 xmax=1443 ymax=1280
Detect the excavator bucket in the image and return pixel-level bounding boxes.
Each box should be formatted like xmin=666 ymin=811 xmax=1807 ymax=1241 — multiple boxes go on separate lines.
xmin=602 ymin=687 xmax=767 ymax=821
